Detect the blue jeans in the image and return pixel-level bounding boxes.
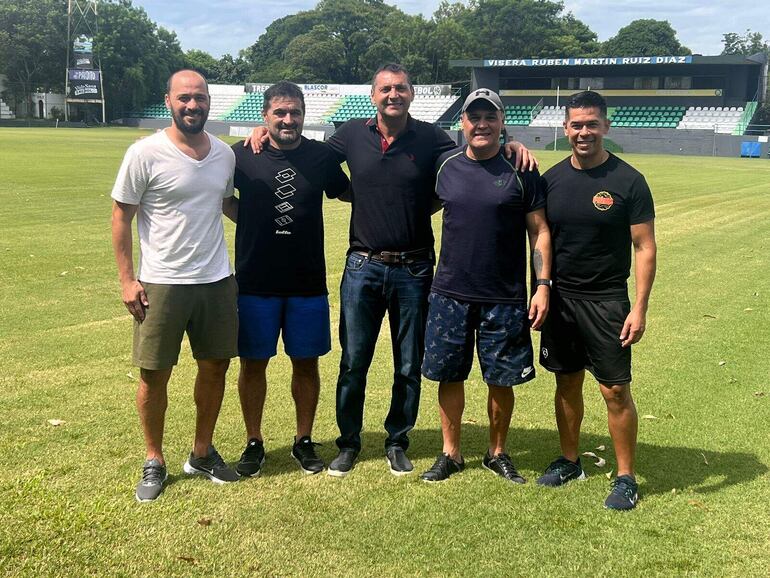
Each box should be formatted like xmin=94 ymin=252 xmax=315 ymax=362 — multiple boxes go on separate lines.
xmin=336 ymin=252 xmax=433 ymax=452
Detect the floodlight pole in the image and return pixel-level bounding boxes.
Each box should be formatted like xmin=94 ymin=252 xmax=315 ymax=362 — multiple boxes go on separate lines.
xmin=65 ymin=0 xmax=72 ymax=122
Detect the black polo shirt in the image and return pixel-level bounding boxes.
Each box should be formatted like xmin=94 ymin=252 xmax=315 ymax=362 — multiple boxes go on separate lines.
xmin=325 ymin=115 xmax=456 ymax=252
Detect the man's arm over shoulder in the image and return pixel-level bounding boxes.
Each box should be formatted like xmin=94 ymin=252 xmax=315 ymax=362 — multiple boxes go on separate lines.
xmin=325 ymin=120 xmax=355 ymax=164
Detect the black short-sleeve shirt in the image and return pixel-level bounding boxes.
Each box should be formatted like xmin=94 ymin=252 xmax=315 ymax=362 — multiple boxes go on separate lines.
xmin=543 ymin=153 xmax=655 ymax=300
xmin=232 ymin=137 xmax=349 ymax=296
xmin=325 ymin=115 xmax=457 ymax=252
xmin=431 ymin=146 xmax=545 ymax=304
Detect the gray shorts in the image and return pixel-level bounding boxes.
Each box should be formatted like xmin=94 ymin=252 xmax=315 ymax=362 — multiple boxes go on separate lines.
xmin=132 ymin=276 xmax=238 ymax=370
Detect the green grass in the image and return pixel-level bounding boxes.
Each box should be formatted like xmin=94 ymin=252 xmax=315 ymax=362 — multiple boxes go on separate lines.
xmin=1 ymin=127 xmax=769 ymax=576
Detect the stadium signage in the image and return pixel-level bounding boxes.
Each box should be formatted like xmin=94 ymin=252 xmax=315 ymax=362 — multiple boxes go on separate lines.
xmin=483 ymin=56 xmax=693 ymax=66
xmin=68 ymin=69 xmax=100 ymax=81
xmin=73 ymin=36 xmax=93 ymax=53
xmin=414 ymin=85 xmax=452 ymax=96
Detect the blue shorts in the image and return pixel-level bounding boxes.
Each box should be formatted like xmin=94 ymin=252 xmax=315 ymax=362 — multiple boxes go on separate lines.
xmin=421 ymin=292 xmax=535 ymax=387
xmin=238 ymin=295 xmax=331 ymax=359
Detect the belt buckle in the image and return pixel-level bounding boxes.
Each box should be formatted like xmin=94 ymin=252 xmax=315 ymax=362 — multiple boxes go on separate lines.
xmin=379 ymin=251 xmax=402 ymax=264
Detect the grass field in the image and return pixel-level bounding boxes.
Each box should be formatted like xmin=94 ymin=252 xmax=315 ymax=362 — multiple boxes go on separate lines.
xmin=0 ymin=127 xmax=769 ymax=576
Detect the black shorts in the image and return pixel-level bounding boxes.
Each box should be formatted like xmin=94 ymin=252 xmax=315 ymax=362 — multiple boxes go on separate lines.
xmin=539 ymin=292 xmax=631 ymax=385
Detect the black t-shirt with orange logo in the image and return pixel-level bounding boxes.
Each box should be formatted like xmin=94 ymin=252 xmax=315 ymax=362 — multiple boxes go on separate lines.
xmin=543 ymin=152 xmax=655 ymax=300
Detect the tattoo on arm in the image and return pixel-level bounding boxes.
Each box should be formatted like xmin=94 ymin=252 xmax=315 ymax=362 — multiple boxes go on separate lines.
xmin=533 ymin=248 xmax=544 ymax=278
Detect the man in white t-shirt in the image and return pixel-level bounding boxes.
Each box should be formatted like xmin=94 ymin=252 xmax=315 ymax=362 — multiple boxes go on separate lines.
xmin=111 ymin=70 xmax=239 ymax=502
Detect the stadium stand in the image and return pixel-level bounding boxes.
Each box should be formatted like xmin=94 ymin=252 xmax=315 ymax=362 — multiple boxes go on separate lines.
xmin=223 ymin=92 xmax=264 ymax=121
xmin=138 ymin=103 xmax=170 ymax=118
xmin=209 ymin=84 xmax=247 ymax=120
xmin=408 ymin=94 xmax=458 ymax=123
xmin=530 ymin=105 xmax=565 ymax=127
xmin=327 ymin=94 xmax=377 ymax=122
xmin=304 ymin=93 xmax=343 ymax=124
xmin=732 ymin=102 xmax=758 ymax=135
xmin=0 ymin=97 xmax=15 ymax=119
xmin=611 ymin=106 xmax=686 ymax=128
xmin=504 ymin=104 xmax=537 ymax=125
xmin=677 ymin=105 xmax=745 ymax=133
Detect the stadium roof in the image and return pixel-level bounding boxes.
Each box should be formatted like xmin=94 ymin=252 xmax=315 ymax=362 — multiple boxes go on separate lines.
xmin=450 ymin=53 xmax=767 ymax=68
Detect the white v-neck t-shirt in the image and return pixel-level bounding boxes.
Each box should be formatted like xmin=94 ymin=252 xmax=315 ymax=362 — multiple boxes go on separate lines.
xmin=111 ymin=129 xmax=235 ymax=284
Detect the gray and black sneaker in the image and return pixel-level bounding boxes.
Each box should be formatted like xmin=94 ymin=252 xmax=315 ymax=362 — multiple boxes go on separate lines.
xmin=604 ymin=474 xmax=639 ymax=510
xmin=420 ymin=453 xmax=465 ymax=482
xmin=291 ymin=436 xmax=324 ymax=474
xmin=236 ymin=438 xmax=265 ymax=478
xmin=135 ymin=458 xmax=168 ymax=502
xmin=183 ymin=446 xmax=239 ymax=484
xmin=385 ymin=447 xmax=414 ymax=476
xmin=483 ymin=452 xmax=526 ymax=484
xmin=536 ymin=456 xmax=587 ymax=487
xmin=327 ymin=448 xmax=359 ymax=478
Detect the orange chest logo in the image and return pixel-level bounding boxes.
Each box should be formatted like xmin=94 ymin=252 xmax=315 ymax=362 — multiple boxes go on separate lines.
xmin=592 ymin=191 xmax=614 ymax=211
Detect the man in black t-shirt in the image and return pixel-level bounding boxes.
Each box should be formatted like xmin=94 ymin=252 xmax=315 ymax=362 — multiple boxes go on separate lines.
xmin=223 ymin=82 xmax=349 ymax=477
xmin=536 ymin=91 xmax=657 ymax=510
xmin=419 ymin=89 xmax=551 ymax=484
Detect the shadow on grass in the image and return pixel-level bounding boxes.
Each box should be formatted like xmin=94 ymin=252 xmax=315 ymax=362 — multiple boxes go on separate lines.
xmin=221 ymin=425 xmax=767 ymax=496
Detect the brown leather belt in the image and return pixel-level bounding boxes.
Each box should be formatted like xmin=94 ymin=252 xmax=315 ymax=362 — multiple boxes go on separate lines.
xmin=354 ymin=248 xmax=434 ymax=265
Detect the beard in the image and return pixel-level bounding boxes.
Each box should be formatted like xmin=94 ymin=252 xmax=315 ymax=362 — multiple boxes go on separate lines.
xmin=270 ymin=125 xmax=301 ymax=146
xmin=172 ymin=108 xmax=207 ymax=134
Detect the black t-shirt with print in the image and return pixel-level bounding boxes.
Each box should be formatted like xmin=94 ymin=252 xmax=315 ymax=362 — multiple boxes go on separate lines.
xmin=232 ymin=137 xmax=349 ymax=296
xmin=543 ymin=152 xmax=655 ymax=300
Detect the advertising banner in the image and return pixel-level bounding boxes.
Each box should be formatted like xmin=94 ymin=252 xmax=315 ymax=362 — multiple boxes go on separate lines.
xmin=68 ymin=68 xmax=101 ymax=99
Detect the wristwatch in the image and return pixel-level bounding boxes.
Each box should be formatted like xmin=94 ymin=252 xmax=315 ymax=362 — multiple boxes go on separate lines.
xmin=536 ymin=279 xmax=552 ymax=289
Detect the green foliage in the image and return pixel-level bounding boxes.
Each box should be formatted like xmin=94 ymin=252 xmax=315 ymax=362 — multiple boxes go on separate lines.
xmin=0 ymin=0 xmax=67 ymax=117
xmin=1 ymin=128 xmax=770 ymax=575
xmin=241 ymin=0 xmax=599 ymax=85
xmin=95 ymin=0 xmax=186 ymax=119
xmin=603 ymin=19 xmax=691 ymax=56
xmin=721 ymin=29 xmax=769 ymax=56
xmin=185 ymin=50 xmax=248 ymax=84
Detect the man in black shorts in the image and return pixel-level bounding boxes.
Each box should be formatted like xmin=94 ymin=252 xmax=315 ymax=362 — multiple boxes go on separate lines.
xmin=225 ymin=82 xmax=349 ymax=477
xmin=536 ymin=91 xmax=657 ymax=510
xmin=419 ymin=88 xmax=551 ymax=484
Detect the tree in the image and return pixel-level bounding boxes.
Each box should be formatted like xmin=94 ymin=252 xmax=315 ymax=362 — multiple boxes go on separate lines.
xmin=185 ymin=49 xmax=220 ymax=80
xmin=0 ymin=0 xmax=67 ymax=117
xmin=721 ymin=30 xmax=769 ymax=56
xmin=95 ymin=0 xmax=185 ymax=118
xmin=602 ymin=19 xmax=691 ymax=56
xmin=284 ymin=25 xmax=345 ymax=82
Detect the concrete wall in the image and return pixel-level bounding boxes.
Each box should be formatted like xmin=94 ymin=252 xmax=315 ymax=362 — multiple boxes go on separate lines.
xmin=30 ymin=93 xmax=66 ymax=119
xmin=508 ymin=126 xmax=770 ymax=158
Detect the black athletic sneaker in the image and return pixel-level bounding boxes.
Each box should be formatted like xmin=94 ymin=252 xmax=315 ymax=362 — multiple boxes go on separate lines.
xmin=536 ymin=456 xmax=587 ymax=487
xmin=421 ymin=453 xmax=465 ymax=482
xmin=482 ymin=452 xmax=526 ymax=484
xmin=135 ymin=458 xmax=168 ymax=502
xmin=385 ymin=447 xmax=414 ymax=476
xmin=291 ymin=436 xmax=325 ymax=474
xmin=236 ymin=438 xmax=265 ymax=478
xmin=604 ymin=474 xmax=639 ymax=510
xmin=183 ymin=446 xmax=239 ymax=484
xmin=327 ymin=448 xmax=359 ymax=478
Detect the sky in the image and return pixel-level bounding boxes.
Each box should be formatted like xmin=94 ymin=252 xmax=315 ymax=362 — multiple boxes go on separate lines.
xmin=132 ymin=0 xmax=770 ymax=59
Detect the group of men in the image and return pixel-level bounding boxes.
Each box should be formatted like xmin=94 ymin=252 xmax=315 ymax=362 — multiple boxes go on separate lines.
xmin=111 ymin=64 xmax=656 ymax=511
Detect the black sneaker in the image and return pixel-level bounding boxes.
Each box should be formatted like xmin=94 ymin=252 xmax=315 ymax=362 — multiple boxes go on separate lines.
xmin=183 ymin=446 xmax=239 ymax=484
xmin=420 ymin=453 xmax=464 ymax=482
xmin=327 ymin=448 xmax=359 ymax=478
xmin=483 ymin=452 xmax=526 ymax=484
xmin=236 ymin=438 xmax=265 ymax=478
xmin=536 ymin=456 xmax=587 ymax=487
xmin=385 ymin=447 xmax=414 ymax=476
xmin=135 ymin=458 xmax=167 ymax=502
xmin=291 ymin=436 xmax=325 ymax=475
xmin=604 ymin=474 xmax=639 ymax=510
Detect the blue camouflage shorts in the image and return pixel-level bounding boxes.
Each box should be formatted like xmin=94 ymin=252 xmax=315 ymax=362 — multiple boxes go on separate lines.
xmin=421 ymin=292 xmax=535 ymax=387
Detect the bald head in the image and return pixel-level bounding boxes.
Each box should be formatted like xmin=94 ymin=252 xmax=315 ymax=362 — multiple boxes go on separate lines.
xmin=166 ymin=69 xmax=209 ymax=96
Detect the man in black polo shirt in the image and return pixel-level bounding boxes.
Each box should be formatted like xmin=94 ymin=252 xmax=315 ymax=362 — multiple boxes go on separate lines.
xmin=536 ymin=91 xmax=657 ymax=510
xmin=224 ymin=82 xmax=349 ymax=477
xmin=419 ymin=89 xmax=551 ymax=484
